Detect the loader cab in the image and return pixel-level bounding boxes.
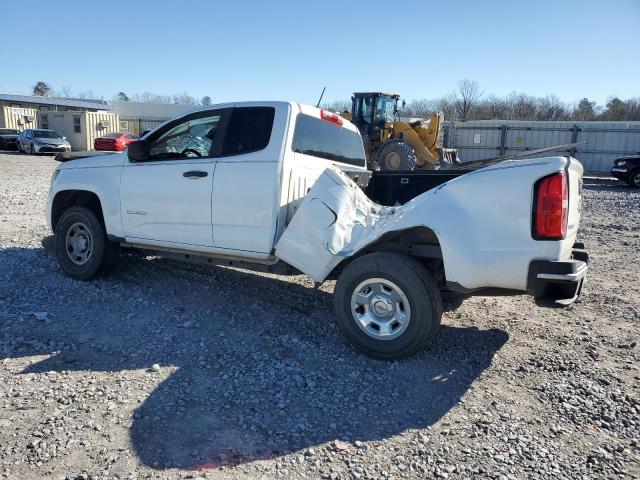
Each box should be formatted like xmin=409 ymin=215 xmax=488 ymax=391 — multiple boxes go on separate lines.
xmin=350 ymin=92 xmax=400 ymax=140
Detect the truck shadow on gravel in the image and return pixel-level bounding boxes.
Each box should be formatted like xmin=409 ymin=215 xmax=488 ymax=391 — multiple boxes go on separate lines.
xmin=6 ymin=248 xmax=508 ymax=471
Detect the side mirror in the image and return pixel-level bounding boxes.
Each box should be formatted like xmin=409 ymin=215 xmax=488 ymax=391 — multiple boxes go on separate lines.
xmin=127 ymin=140 xmax=149 ymax=162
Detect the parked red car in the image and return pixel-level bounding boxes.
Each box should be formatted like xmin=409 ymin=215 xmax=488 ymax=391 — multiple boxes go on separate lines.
xmin=94 ymin=132 xmax=139 ymax=151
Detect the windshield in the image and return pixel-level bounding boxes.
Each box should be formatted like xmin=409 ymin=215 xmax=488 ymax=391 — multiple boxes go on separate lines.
xmin=33 ymin=130 xmax=62 ymax=139
xmin=0 ymin=129 xmax=19 ymax=135
xmin=374 ymin=96 xmax=397 ymax=123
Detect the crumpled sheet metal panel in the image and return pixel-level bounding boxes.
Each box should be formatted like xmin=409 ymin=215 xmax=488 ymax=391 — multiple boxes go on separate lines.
xmin=275 ymin=158 xmax=571 ymax=290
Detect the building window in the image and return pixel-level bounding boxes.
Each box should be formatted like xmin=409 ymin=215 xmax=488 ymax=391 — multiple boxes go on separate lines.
xmin=41 ymin=115 xmax=48 ymax=129
xmin=73 ymin=116 xmax=81 ymax=133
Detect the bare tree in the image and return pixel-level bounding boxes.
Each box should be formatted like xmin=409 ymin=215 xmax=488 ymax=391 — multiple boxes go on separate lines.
xmin=321 ymin=99 xmax=351 ymax=113
xmin=76 ymin=89 xmax=96 ymax=100
xmin=172 ymin=92 xmax=198 ymax=105
xmin=56 ymin=85 xmax=73 ymax=98
xmin=535 ymin=95 xmax=569 ymax=121
xmin=624 ymin=98 xmax=640 ymax=121
xmin=405 ymin=99 xmax=438 ymax=117
xmin=473 ymin=95 xmax=509 ymax=120
xmin=455 ymin=79 xmax=483 ymax=121
xmin=130 ymin=92 xmax=173 ymax=104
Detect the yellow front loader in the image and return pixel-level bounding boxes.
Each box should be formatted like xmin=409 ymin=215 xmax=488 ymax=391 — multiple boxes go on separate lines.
xmin=343 ymin=92 xmax=457 ymax=171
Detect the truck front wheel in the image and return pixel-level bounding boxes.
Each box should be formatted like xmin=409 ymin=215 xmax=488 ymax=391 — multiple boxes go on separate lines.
xmin=334 ymin=252 xmax=443 ymax=360
xmin=54 ymin=206 xmax=119 ymax=280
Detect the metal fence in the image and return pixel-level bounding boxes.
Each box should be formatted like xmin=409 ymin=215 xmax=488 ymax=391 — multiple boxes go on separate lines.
xmin=443 ymin=120 xmax=640 ymax=173
xmin=118 ymin=117 xmax=169 ymax=135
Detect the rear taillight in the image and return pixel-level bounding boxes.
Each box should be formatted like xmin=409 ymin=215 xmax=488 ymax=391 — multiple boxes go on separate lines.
xmin=320 ymin=109 xmax=343 ymax=126
xmin=533 ymin=171 xmax=568 ymax=240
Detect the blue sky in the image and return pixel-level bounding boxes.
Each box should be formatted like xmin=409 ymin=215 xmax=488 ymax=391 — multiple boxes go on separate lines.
xmin=1 ymin=0 xmax=638 ymax=105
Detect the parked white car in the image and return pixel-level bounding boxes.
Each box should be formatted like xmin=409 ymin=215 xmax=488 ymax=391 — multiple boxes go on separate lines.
xmin=46 ymin=101 xmax=589 ymax=359
xmin=18 ymin=129 xmax=71 ymax=154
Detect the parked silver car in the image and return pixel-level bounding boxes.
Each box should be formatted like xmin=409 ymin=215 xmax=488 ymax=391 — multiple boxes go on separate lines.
xmin=17 ymin=129 xmax=71 ymax=154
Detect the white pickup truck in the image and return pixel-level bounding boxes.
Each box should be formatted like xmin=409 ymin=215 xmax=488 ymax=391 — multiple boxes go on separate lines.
xmin=46 ymin=101 xmax=589 ymax=359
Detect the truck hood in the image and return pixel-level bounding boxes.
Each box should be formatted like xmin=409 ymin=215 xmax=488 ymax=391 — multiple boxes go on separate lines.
xmin=57 ymin=152 xmax=127 ymax=169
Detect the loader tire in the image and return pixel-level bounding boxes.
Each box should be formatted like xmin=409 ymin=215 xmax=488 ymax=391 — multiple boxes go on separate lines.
xmin=376 ymin=141 xmax=417 ymax=171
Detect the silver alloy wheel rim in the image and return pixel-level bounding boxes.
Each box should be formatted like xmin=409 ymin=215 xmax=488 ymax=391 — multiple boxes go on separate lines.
xmin=65 ymin=222 xmax=93 ymax=266
xmin=350 ymin=278 xmax=411 ymax=340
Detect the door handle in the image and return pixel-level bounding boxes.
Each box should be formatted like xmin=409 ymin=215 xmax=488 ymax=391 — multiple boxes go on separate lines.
xmin=183 ymin=170 xmax=208 ymax=178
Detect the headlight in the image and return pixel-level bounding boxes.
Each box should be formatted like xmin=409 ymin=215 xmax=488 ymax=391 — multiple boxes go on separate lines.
xmin=616 ymin=160 xmax=627 ymax=166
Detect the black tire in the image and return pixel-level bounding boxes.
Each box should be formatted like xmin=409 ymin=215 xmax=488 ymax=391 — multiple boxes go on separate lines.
xmin=442 ymin=292 xmax=466 ymax=311
xmin=30 ymin=143 xmax=36 ymax=155
xmin=376 ymin=141 xmax=417 ymax=171
xmin=54 ymin=206 xmax=119 ymax=280
xmin=17 ymin=141 xmax=22 ymax=153
xmin=627 ymin=169 xmax=640 ymax=188
xmin=334 ymin=252 xmax=443 ymax=360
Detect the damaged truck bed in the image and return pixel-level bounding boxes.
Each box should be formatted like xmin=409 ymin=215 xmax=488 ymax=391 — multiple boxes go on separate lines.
xmin=46 ymin=101 xmax=589 ymax=359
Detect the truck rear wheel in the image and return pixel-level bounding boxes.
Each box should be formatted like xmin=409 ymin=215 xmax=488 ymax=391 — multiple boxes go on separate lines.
xmin=376 ymin=141 xmax=417 ymax=171
xmin=54 ymin=206 xmax=119 ymax=280
xmin=334 ymin=252 xmax=442 ymax=360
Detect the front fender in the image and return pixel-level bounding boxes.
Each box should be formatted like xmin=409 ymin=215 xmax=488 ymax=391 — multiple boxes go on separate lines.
xmin=47 ymin=166 xmax=123 ymax=238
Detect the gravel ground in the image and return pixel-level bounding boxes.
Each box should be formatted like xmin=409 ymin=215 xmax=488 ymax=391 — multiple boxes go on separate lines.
xmin=0 ymin=153 xmax=638 ymax=480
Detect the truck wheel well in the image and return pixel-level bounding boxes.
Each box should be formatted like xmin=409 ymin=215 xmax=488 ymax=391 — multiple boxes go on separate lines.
xmin=51 ymin=190 xmax=105 ymax=232
xmin=329 ymin=226 xmax=445 ymax=285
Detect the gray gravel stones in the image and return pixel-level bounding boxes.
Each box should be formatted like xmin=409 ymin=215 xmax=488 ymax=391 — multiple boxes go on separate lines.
xmin=0 ymin=155 xmax=639 ymax=479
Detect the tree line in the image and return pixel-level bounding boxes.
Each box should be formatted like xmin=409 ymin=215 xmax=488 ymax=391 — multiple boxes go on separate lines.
xmin=323 ymin=79 xmax=640 ymax=122
xmin=31 ymin=81 xmax=212 ymax=107
xmin=31 ymin=79 xmax=640 ymax=121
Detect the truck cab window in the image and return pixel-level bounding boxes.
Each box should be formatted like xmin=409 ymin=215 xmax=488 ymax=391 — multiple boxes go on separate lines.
xmin=148 ymin=114 xmax=220 ymax=160
xmin=221 ymin=107 xmax=275 ymax=156
xmin=292 ymin=114 xmax=366 ymax=167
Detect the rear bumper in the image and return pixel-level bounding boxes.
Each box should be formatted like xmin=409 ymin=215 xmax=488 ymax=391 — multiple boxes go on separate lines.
xmin=527 ymin=243 xmax=589 ymax=306
xmin=94 ymin=144 xmax=120 ymax=151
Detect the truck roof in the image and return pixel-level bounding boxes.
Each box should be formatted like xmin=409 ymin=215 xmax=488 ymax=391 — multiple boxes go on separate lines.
xmin=190 ymin=100 xmax=360 ymax=134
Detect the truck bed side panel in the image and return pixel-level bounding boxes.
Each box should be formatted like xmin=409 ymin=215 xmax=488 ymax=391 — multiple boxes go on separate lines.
xmin=275 ymin=156 xmax=582 ymax=292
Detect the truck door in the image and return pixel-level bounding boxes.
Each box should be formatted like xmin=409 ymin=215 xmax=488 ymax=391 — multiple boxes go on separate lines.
xmin=120 ymin=109 xmax=225 ymax=250
xmin=211 ymin=105 xmax=283 ymax=254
